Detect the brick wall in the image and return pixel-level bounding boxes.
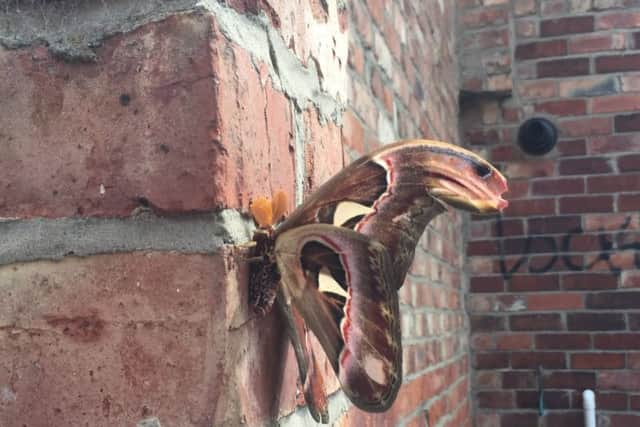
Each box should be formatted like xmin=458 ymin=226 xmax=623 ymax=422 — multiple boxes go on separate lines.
xmin=460 ymin=1 xmax=640 ymax=426
xmin=0 ymin=1 xmax=470 ymax=426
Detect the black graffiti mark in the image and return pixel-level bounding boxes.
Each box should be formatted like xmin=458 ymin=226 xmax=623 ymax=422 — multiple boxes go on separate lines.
xmin=496 ymin=215 xmax=640 ymax=280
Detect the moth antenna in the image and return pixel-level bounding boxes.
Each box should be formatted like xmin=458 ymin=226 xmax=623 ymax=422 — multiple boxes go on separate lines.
xmin=250 ymin=196 xmax=273 ymax=227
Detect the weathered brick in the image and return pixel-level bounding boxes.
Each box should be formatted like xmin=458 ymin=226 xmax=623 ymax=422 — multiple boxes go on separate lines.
xmin=509 ymin=313 xmax=562 ymax=330
xmin=504 ymin=160 xmax=555 ymax=179
xmin=596 ymin=54 xmax=640 ymax=73
xmin=562 ymin=273 xmax=619 ymax=290
xmin=515 ymin=40 xmax=567 ymax=60
xmin=595 ymin=333 xmax=640 ymax=349
xmin=559 ymin=116 xmax=612 ymax=137
xmin=531 ymin=178 xmax=585 ymax=195
xmin=514 ymin=0 xmax=537 ymax=16
xmin=571 ymin=353 xmax=626 ymax=369
xmin=535 ymin=333 xmax=591 ymax=349
xmin=516 ymin=19 xmax=539 ymax=38
xmin=586 ymin=291 xmax=640 ymax=309
xmin=567 ymin=312 xmax=626 ymax=330
xmin=596 ymin=11 xmax=640 ymax=29
xmin=568 ymin=33 xmax=626 ymax=53
xmin=559 ymin=195 xmax=614 ymax=214
xmin=462 ymin=7 xmax=508 ymax=27
xmin=587 ymin=174 xmax=640 ymax=193
xmin=540 ymin=16 xmax=595 ymax=37
xmin=527 ymin=293 xmax=584 ymax=310
xmin=509 ymin=274 xmax=560 ymax=292
xmin=559 ymin=157 xmax=612 ymax=175
xmin=511 ymin=351 xmax=566 ymax=368
xmin=599 ymin=371 xmax=640 ymax=390
xmin=500 ymin=413 xmax=538 ymax=427
xmin=477 ymin=391 xmax=515 ymax=409
xmin=593 ymin=94 xmax=640 ymax=113
xmin=341 ymin=109 xmax=365 ymax=154
xmin=535 ymin=99 xmax=586 ymax=116
xmin=471 ymin=276 xmax=505 ymax=292
xmin=615 ymin=113 xmax=640 ymax=132
xmin=559 ymin=76 xmax=618 ymax=97
xmin=545 ymin=371 xmax=596 ymax=389
xmin=475 ymin=352 xmax=510 ymax=369
xmin=502 ymin=371 xmax=536 ymax=388
xmin=538 ymin=58 xmax=590 ymax=78
xmin=0 ymin=14 xmax=295 ymax=218
xmin=517 ymin=390 xmax=571 ymax=409
xmin=504 ymin=199 xmax=555 ymax=217
xmin=528 ymin=215 xmax=581 ymax=234
xmin=496 ymin=333 xmax=534 ymax=350
xmin=471 ymin=315 xmax=507 ymax=332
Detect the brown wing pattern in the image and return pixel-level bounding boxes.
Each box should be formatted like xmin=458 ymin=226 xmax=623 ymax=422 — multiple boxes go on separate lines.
xmin=275 ymin=140 xmax=507 ymax=288
xmin=275 ymin=224 xmax=402 ymax=411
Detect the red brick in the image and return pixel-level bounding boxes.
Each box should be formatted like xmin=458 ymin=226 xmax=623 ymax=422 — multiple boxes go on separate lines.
xmin=559 ymin=75 xmax=618 ymax=97
xmin=492 ymin=218 xmax=525 ymax=237
xmin=593 ymin=94 xmax=640 ymax=113
xmin=304 ymin=108 xmax=343 ymax=190
xmin=615 ymin=113 xmax=640 ymax=132
xmin=341 ymin=109 xmax=365 ymax=154
xmin=545 ymin=371 xmax=596 ymax=389
xmin=596 ymin=54 xmax=640 ymax=73
xmin=515 ymin=40 xmax=567 ymax=60
xmin=562 ymin=273 xmax=618 ymax=290
xmin=509 ymin=313 xmax=562 ymax=330
xmin=502 ymin=371 xmax=536 ymax=388
xmin=557 ymin=139 xmax=587 ymax=156
xmin=504 ymin=199 xmax=555 ymax=217
xmin=538 ymin=58 xmax=590 ymax=78
xmin=467 ymin=240 xmax=499 ymax=256
xmin=470 ymin=276 xmax=505 ymax=293
xmin=568 ymin=33 xmax=626 ymax=53
xmin=535 ymin=333 xmax=591 ymax=349
xmin=589 ymin=134 xmax=640 ymax=154
xmin=632 ymin=395 xmax=640 ymax=410
xmin=618 ymin=154 xmax=640 ymax=172
xmin=516 ymin=390 xmax=571 ymax=409
xmin=571 ymin=353 xmax=626 ymax=369
xmin=463 ymin=28 xmax=509 ymax=49
xmin=606 ymin=415 xmax=640 ymax=426
xmin=527 ymin=293 xmax=584 ymax=310
xmin=514 ymin=0 xmax=537 ymax=16
xmin=567 ymin=312 xmax=626 ymax=330
xmin=599 ymin=371 xmax=640 ymax=390
xmin=531 ymin=178 xmax=585 ymax=195
xmin=559 ymin=116 xmax=612 ymax=137
xmin=587 ymin=291 xmax=640 ymax=309
xmin=500 ymin=413 xmax=537 ymax=427
xmin=559 ymin=195 xmax=614 ymax=214
xmin=559 ymin=157 xmax=611 ymax=175
xmin=528 ymin=215 xmax=581 ymax=234
xmin=596 ymin=11 xmax=640 ymax=29
xmin=620 ymin=194 xmax=640 ymax=211
xmin=535 ymin=99 xmax=586 ymax=116
xmin=511 ymin=352 xmax=566 ymax=368
xmin=471 ymin=315 xmax=506 ymax=332
xmin=477 ymin=391 xmax=514 ymax=409
xmin=509 ymin=274 xmax=560 ymax=292
xmin=502 ymin=236 xmax=558 ymax=254
xmin=540 ymin=16 xmax=595 ymax=37
xmin=461 ymin=7 xmax=508 ymax=27
xmin=0 ymin=14 xmax=290 ymax=218
xmin=595 ymin=333 xmax=640 ymax=349
xmin=588 ymin=174 xmax=640 ymax=193
xmin=496 ymin=333 xmax=534 ymax=350
xmin=517 ymin=80 xmax=558 ymax=98
xmin=545 ymin=412 xmax=583 ymax=427
xmin=504 ymin=160 xmax=555 ymax=179
xmin=475 ymin=352 xmax=510 ymax=369
xmin=0 ymin=251 xmax=283 ymax=427
xmin=584 ymin=212 xmax=640 ymax=231
xmin=541 ymin=0 xmax=567 ymax=15
xmin=578 ymin=392 xmax=627 ymax=410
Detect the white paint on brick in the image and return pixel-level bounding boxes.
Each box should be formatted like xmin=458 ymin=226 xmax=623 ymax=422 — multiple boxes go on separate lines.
xmin=378 ymin=110 xmax=396 ymax=144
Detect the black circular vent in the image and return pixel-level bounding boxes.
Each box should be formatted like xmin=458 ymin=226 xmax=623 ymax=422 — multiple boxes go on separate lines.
xmin=517 ymin=117 xmax=558 ymax=156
